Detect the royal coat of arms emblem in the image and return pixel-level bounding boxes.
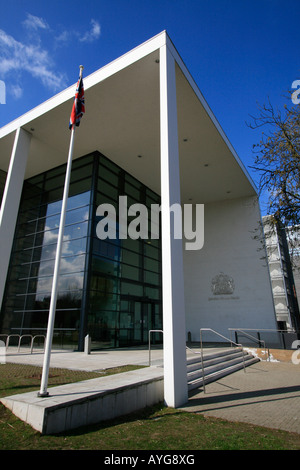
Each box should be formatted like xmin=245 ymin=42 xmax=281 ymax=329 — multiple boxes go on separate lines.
xmin=211 ymin=272 xmax=235 ymax=295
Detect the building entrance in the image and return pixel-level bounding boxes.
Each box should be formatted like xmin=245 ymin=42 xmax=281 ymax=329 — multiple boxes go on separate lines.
xmin=119 ymin=296 xmax=161 ymax=347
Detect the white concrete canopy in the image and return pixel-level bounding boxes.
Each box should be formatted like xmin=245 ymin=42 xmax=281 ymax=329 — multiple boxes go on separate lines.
xmin=0 ymin=128 xmax=31 ymax=319
xmin=0 ymin=31 xmax=257 ymax=204
xmin=0 ymin=31 xmax=277 ymax=408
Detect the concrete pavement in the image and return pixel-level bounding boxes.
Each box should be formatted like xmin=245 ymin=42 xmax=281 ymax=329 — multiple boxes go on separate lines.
xmin=3 ymin=346 xmax=300 ymax=434
xmin=180 ymin=360 xmax=300 ymax=435
xmin=3 ymin=345 xmax=164 ymax=370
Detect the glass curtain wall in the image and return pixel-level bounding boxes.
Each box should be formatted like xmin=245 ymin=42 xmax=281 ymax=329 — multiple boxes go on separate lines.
xmin=0 ymin=152 xmax=162 ymax=350
xmin=0 ymin=154 xmax=94 ymax=348
xmin=88 ymin=155 xmax=162 ymax=348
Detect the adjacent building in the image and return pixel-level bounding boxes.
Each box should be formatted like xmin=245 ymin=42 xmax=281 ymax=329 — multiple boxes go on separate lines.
xmin=286 ymin=225 xmax=300 ymax=313
xmin=263 ymin=216 xmax=300 ymax=332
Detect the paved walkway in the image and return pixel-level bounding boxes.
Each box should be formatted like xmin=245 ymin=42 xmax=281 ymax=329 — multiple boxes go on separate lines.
xmin=180 ymin=361 xmax=300 ymax=435
xmin=3 ymin=346 xmax=164 ymax=370
xmin=3 ymin=346 xmax=300 ymax=434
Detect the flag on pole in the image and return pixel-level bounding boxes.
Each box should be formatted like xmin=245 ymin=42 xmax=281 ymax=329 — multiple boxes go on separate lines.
xmin=69 ymin=73 xmax=85 ymax=129
xmin=38 ymin=65 xmax=84 ymax=398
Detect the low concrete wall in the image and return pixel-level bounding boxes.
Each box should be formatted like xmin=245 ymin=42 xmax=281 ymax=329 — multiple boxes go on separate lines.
xmin=1 ymin=367 xmax=164 ymax=435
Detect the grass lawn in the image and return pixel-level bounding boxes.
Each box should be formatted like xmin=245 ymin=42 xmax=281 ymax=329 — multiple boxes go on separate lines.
xmin=0 ymin=362 xmax=300 ymax=451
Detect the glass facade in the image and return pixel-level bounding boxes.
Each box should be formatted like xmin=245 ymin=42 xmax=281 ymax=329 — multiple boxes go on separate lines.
xmin=90 ymin=155 xmax=162 ymax=348
xmin=0 ymin=152 xmax=162 ymax=350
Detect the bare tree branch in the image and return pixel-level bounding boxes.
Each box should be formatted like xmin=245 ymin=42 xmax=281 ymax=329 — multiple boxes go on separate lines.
xmin=248 ymin=94 xmax=300 ymax=228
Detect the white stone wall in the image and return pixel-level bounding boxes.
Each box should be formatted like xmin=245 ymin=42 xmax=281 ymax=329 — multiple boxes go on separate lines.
xmin=183 ymin=196 xmax=278 ymax=345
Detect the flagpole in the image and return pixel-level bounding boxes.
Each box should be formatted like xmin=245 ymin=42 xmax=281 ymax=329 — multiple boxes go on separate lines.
xmin=38 ymin=65 xmax=84 ymax=397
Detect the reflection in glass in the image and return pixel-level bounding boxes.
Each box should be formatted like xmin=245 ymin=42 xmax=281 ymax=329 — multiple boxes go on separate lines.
xmin=0 ymin=152 xmax=162 ymax=350
xmin=0 ymin=155 xmax=93 ymax=348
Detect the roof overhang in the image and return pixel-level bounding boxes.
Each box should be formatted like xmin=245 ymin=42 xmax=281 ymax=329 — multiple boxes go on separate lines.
xmin=0 ymin=31 xmax=257 ymax=204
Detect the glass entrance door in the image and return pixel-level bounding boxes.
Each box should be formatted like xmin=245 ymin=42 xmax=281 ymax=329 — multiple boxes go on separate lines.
xmin=133 ymin=301 xmax=152 ymax=344
xmin=119 ymin=297 xmax=159 ymax=347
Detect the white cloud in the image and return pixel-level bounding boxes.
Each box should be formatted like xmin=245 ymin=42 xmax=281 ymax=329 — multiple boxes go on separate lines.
xmin=55 ymin=30 xmax=72 ymax=45
xmin=80 ymin=19 xmax=101 ymax=43
xmin=55 ymin=19 xmax=101 ymax=47
xmin=23 ymin=13 xmax=49 ymax=31
xmin=0 ymin=28 xmax=67 ymax=92
xmin=10 ymin=84 xmax=23 ymax=99
xmin=0 ymin=15 xmax=101 ymax=99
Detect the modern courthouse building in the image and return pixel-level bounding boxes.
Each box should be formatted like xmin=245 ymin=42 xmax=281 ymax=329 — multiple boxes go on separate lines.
xmin=0 ymin=32 xmax=280 ymax=405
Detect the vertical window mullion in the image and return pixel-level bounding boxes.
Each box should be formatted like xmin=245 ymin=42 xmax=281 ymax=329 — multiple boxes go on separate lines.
xmin=79 ymin=153 xmax=99 ymax=350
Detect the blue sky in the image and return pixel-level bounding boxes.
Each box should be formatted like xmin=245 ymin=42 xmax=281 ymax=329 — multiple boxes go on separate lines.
xmin=1 ymin=0 xmax=300 ymax=212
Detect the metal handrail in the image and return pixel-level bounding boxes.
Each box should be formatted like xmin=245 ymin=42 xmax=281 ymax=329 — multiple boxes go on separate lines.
xmin=228 ymin=328 xmax=270 ymax=361
xmin=6 ymin=334 xmax=21 ymax=349
xmin=200 ymin=328 xmax=245 ymax=393
xmin=186 ymin=345 xmax=201 ymax=354
xmin=148 ymin=329 xmax=163 ymax=366
xmin=30 ymin=335 xmax=46 ymax=353
xmin=0 ymin=334 xmax=46 ymax=354
xmin=18 ymin=335 xmax=33 ymax=352
xmin=227 ymin=327 xmax=299 ymax=351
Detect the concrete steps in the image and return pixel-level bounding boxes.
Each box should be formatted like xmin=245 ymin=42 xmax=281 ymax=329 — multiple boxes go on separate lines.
xmin=187 ymin=348 xmax=259 ymax=391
